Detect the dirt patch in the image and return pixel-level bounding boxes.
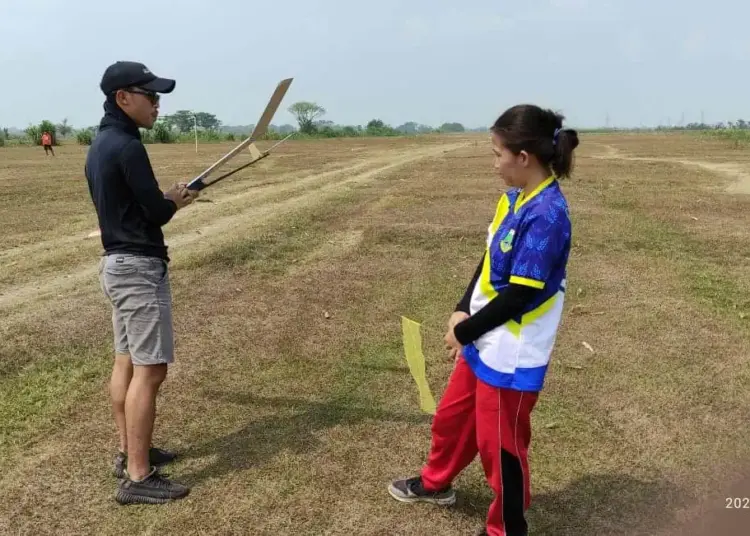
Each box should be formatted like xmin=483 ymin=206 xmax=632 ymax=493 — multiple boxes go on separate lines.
xmin=0 ymin=141 xmax=468 ymax=312
xmin=587 ymin=143 xmax=750 ymax=194
xmin=288 ymin=229 xmax=365 ymax=275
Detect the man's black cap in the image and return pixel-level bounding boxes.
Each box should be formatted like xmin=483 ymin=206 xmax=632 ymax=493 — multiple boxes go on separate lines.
xmin=100 ymin=61 xmax=176 ymax=95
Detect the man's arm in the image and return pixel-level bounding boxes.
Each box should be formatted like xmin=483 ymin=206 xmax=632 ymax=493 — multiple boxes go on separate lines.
xmin=120 ymin=140 xmax=178 ymax=226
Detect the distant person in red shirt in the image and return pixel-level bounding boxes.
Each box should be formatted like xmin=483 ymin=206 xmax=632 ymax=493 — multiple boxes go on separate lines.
xmin=41 ymin=131 xmax=55 ymax=156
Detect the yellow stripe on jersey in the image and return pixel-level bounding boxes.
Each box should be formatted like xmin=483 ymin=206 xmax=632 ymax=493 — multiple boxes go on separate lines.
xmin=522 ymin=293 xmax=559 ymax=324
xmin=479 ymin=193 xmax=511 ymax=301
xmin=489 ymin=193 xmax=510 ymax=237
xmin=478 ymin=252 xmax=498 ymax=301
xmin=505 ymin=293 xmax=559 ymax=338
xmin=514 ymin=176 xmax=556 ymax=213
xmin=509 ymin=275 xmax=545 ymax=289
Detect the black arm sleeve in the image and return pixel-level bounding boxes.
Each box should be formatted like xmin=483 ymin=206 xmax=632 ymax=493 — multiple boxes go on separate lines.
xmin=121 ymin=140 xmax=177 ymax=226
xmin=455 ymin=252 xmax=485 ymax=314
xmin=453 ymin=283 xmax=540 ymax=345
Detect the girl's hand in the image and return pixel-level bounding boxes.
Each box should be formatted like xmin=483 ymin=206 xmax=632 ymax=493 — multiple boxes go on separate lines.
xmin=446 ymin=312 xmax=469 ymax=361
xmin=444 ymin=326 xmax=462 ymax=361
xmin=447 ymin=311 xmax=469 ymax=330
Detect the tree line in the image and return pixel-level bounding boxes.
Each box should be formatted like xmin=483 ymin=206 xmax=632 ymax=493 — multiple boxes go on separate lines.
xmin=0 ymin=100 xmax=474 ymax=147
xmin=656 ymin=120 xmax=750 ymax=130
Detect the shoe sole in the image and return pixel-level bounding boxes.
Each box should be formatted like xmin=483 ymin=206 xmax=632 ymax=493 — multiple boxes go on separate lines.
xmin=387 ymin=483 xmax=456 ymax=506
xmin=115 ymin=488 xmax=190 ymax=505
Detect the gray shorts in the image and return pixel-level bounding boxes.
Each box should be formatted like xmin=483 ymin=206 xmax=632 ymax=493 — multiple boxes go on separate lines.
xmin=98 ymin=254 xmax=174 ymax=366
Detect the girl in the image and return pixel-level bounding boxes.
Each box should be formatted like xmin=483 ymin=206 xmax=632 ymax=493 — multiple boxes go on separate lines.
xmin=388 ymin=104 xmax=579 ymax=536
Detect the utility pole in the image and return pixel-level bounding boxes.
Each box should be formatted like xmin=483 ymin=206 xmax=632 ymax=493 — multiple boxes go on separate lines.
xmin=193 ymin=113 xmax=198 ymax=154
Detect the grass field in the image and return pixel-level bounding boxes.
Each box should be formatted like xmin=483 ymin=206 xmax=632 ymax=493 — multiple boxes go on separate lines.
xmin=1 ymin=133 xmax=749 ymax=535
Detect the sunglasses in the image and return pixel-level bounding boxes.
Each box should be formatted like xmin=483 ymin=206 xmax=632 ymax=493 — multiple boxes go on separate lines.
xmin=125 ymin=87 xmax=160 ymax=104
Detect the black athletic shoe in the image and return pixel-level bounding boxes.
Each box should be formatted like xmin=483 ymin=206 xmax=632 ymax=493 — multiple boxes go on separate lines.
xmin=475 ymin=526 xmax=526 ymax=535
xmin=387 ymin=476 xmax=456 ymax=506
xmin=115 ymin=467 xmax=190 ymax=505
xmin=148 ymin=446 xmax=178 ymax=466
xmin=113 ymin=447 xmax=177 ymax=478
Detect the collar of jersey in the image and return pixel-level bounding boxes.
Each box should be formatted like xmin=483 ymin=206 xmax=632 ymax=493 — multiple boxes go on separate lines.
xmin=513 ymin=175 xmax=556 ymax=213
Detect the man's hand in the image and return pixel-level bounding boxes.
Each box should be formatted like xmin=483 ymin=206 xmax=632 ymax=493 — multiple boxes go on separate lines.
xmin=164 ymin=182 xmax=199 ymax=210
xmin=445 ymin=311 xmax=469 ymax=362
xmin=178 ymin=182 xmax=200 ymax=204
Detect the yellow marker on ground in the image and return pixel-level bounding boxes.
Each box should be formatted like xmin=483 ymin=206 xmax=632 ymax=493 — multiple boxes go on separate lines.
xmin=401 ymin=316 xmax=437 ymax=415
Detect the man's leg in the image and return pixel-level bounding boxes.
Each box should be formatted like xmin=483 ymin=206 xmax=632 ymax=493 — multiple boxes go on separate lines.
xmin=116 ymin=359 xmax=187 ymax=505
xmin=388 ymin=354 xmax=479 ymax=505
xmin=111 ymin=353 xmax=133 ymax=453
xmin=101 ymin=257 xmax=135 ymax=476
xmin=103 ymin=254 xmax=188 ymax=504
xmin=125 ymin=363 xmax=167 ymax=479
xmin=476 ymin=382 xmax=539 ymax=536
xmin=107 ymin=288 xmax=176 ymax=478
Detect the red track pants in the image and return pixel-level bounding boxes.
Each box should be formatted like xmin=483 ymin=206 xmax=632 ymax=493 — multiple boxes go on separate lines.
xmin=420 ymin=355 xmax=539 ymax=536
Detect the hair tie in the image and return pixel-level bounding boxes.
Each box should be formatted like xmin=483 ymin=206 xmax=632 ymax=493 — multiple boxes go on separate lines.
xmin=552 ymin=127 xmax=562 ymax=146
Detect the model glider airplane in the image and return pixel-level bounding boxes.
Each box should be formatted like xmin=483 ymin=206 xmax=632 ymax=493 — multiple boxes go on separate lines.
xmin=187 ymin=77 xmax=294 ymax=191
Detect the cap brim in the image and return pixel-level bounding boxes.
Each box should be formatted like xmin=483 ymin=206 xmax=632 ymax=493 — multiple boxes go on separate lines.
xmin=140 ymin=77 xmax=176 ymax=94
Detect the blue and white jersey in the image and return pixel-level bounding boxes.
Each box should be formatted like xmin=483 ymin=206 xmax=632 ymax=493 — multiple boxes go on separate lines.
xmin=463 ymin=177 xmax=572 ymax=392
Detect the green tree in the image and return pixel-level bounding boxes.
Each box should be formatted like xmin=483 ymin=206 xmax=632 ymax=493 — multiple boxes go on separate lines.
xmin=439 ymin=122 xmax=465 ymax=133
xmin=57 ymin=118 xmax=73 ymax=137
xmin=76 ymin=127 xmax=96 ymax=146
xmin=288 ymin=101 xmax=326 ymax=134
xmin=397 ymin=122 xmax=419 ymax=134
xmin=366 ymin=119 xmax=399 ymax=137
xmin=25 ymin=125 xmax=40 ymax=144
xmin=166 ymin=110 xmax=196 ymax=133
xmin=152 ymin=121 xmax=175 ymax=143
xmin=397 ymin=122 xmax=435 ymax=134
xmin=194 ymin=112 xmax=221 ymax=131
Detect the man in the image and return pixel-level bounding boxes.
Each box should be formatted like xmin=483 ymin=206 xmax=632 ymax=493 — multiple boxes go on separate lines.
xmin=41 ymin=131 xmax=54 ymax=156
xmin=85 ymin=61 xmax=198 ymax=505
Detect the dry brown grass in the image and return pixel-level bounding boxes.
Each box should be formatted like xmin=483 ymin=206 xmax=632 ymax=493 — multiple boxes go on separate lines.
xmin=1 ymin=132 xmax=749 ymax=535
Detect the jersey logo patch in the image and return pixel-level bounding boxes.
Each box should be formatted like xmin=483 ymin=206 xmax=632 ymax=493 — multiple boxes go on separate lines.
xmin=499 ymin=229 xmax=515 ymax=253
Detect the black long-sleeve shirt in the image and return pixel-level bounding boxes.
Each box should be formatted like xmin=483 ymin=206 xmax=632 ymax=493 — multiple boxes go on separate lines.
xmin=453 ymin=252 xmax=539 ymax=345
xmin=85 ymin=99 xmax=177 ymax=260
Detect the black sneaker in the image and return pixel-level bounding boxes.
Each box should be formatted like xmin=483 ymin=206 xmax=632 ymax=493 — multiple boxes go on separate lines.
xmin=387 ymin=476 xmax=456 ymax=506
xmin=115 ymin=467 xmax=190 ymax=505
xmin=475 ymin=527 xmax=525 ymax=535
xmin=113 ymin=447 xmax=177 ymax=478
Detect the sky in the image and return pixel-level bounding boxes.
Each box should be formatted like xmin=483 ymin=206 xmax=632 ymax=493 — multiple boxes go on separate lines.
xmin=1 ymin=0 xmax=749 ymax=130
